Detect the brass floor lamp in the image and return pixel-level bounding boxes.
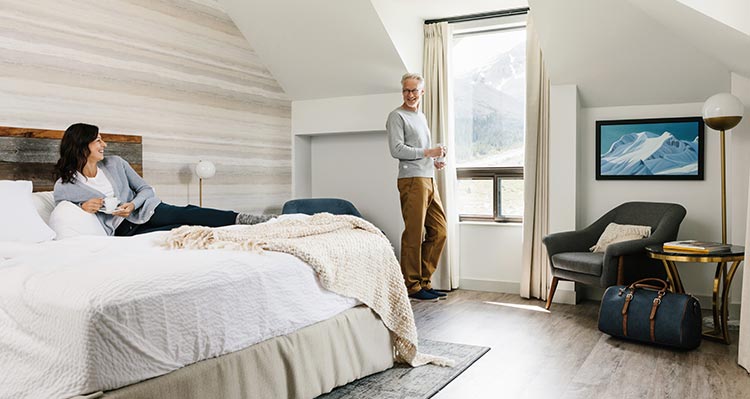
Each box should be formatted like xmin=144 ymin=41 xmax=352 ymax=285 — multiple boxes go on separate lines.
xmin=701 ymin=93 xmax=744 ymax=343
xmin=702 ymin=93 xmax=744 ymax=244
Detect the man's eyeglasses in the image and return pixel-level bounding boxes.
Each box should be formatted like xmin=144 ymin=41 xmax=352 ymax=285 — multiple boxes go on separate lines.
xmin=402 ymin=88 xmax=422 ymax=95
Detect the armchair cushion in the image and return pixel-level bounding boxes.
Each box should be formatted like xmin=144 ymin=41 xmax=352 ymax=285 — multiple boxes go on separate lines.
xmin=590 ymin=223 xmax=651 ymax=253
xmin=551 ymin=252 xmax=605 ymax=277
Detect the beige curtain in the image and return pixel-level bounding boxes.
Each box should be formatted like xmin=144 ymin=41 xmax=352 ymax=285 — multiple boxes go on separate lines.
xmin=520 ymin=12 xmax=551 ymax=300
xmin=423 ymin=22 xmax=459 ymax=290
xmin=740 ymin=177 xmax=750 ymax=372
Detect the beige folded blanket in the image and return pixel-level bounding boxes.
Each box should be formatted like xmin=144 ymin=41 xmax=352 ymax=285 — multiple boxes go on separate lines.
xmin=163 ymin=213 xmax=453 ymax=367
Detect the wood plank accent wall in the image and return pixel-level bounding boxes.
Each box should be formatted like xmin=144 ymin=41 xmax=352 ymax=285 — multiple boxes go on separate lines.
xmin=0 ymin=0 xmax=291 ymax=213
xmin=0 ymin=126 xmax=143 ymax=192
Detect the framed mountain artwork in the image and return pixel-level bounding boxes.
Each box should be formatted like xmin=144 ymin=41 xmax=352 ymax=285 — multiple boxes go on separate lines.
xmin=596 ymin=116 xmax=705 ymax=180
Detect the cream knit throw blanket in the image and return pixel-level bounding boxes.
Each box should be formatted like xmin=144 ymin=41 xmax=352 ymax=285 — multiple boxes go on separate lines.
xmin=163 ymin=213 xmax=453 ymax=367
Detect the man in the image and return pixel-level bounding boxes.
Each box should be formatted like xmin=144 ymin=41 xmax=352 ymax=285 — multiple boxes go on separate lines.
xmin=386 ymin=72 xmax=448 ymax=300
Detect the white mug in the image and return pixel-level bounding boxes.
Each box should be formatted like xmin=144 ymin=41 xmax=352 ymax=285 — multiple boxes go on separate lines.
xmin=104 ymin=196 xmax=119 ymax=212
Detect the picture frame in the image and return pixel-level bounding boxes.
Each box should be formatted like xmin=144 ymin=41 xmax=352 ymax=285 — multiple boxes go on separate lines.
xmin=596 ymin=116 xmax=704 ymax=180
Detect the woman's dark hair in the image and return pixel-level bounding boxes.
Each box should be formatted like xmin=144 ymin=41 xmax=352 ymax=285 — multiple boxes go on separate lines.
xmin=54 ymin=123 xmax=100 ymax=183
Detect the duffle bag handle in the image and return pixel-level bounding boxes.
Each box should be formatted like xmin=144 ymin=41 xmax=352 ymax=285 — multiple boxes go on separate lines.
xmin=620 ymin=278 xmax=669 ymax=341
xmin=629 ymin=278 xmax=669 ymax=293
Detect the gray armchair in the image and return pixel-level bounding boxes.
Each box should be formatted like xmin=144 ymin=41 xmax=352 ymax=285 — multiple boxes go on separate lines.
xmin=542 ymin=201 xmax=686 ymax=310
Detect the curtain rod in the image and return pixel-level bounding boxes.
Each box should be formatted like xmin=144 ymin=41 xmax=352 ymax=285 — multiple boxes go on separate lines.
xmin=424 ymin=7 xmax=529 ymax=25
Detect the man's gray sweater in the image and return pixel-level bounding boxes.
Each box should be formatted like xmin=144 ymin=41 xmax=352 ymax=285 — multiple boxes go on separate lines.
xmin=386 ymin=107 xmax=435 ymax=179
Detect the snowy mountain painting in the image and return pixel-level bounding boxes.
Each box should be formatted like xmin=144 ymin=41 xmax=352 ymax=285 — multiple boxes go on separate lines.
xmin=596 ymin=118 xmax=704 ymax=180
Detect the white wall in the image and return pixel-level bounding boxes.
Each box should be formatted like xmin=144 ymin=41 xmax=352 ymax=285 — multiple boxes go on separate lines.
xmin=549 ymin=85 xmax=579 ymax=232
xmin=292 ymin=94 xmax=403 ymax=253
xmin=309 ymin=132 xmax=403 ymax=251
xmin=546 ymin=85 xmax=581 ymax=303
xmin=292 ymin=94 xmax=399 ymax=136
xmin=578 ymin=102 xmax=745 ymax=303
xmin=731 ymin=72 xmax=750 ymax=312
xmin=291 ymin=93 xmax=399 ymax=198
xmin=459 ymin=223 xmax=523 ymax=293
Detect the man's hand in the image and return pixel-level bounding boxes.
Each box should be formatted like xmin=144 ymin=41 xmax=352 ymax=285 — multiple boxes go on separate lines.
xmin=434 ymin=160 xmax=446 ymax=170
xmin=425 ymin=146 xmax=446 ymax=158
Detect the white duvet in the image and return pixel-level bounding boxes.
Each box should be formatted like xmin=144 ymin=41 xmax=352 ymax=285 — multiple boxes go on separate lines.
xmin=0 ymin=226 xmax=359 ymax=399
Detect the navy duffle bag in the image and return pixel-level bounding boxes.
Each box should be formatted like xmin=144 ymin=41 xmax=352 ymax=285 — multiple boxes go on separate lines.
xmin=598 ymin=278 xmax=702 ymax=350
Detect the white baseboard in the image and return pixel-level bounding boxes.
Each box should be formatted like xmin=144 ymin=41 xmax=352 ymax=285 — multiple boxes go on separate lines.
xmin=458 ymin=278 xmax=578 ymax=305
xmin=455 ymin=279 xmax=745 ymax=316
xmin=694 ymin=294 xmax=741 ymax=320
xmin=553 ymin=287 xmax=578 ymax=305
xmin=459 ymin=278 xmax=519 ymax=294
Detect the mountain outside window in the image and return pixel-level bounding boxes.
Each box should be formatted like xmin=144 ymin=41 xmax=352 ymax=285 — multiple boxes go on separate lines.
xmin=452 ymin=20 xmax=526 ymax=222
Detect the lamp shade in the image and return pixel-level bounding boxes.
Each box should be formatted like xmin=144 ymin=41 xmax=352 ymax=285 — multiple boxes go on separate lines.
xmin=195 ymin=160 xmax=216 ymax=179
xmin=702 ymin=93 xmax=744 ymax=131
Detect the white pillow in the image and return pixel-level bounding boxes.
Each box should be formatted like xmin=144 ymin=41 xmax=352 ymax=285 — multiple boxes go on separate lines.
xmin=590 ymin=222 xmax=651 ymax=253
xmin=32 ymin=191 xmax=56 ymax=224
xmin=48 ymin=201 xmax=107 ymax=240
xmin=0 ymin=180 xmax=56 ymax=242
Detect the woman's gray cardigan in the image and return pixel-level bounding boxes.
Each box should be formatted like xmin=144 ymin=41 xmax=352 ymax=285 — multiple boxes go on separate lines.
xmin=53 ymin=156 xmax=161 ymax=235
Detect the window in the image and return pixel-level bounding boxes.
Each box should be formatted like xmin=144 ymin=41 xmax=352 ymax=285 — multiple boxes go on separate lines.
xmin=452 ymin=19 xmax=526 ymax=222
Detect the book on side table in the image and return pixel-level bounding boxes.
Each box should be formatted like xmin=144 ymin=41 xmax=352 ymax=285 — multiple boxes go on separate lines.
xmin=662 ymin=240 xmax=731 ymax=254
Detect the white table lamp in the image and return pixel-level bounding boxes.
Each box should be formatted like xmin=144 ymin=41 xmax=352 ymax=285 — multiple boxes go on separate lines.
xmin=195 ymin=160 xmax=216 ymax=207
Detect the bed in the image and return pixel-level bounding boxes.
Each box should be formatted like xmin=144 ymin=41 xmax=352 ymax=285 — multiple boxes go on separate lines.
xmin=0 ymin=126 xmax=398 ymax=399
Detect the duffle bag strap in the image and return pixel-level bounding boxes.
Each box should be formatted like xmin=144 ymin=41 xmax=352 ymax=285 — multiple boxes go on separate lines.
xmin=649 ymin=289 xmax=667 ymax=342
xmin=619 ymin=286 xmax=636 ymax=336
xmin=618 ymin=278 xmax=668 ymax=338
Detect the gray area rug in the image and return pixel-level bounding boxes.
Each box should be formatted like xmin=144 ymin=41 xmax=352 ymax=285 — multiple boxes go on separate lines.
xmin=318 ymin=339 xmax=490 ymax=399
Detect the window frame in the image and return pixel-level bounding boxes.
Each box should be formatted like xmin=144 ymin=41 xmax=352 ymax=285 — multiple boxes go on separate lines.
xmin=451 ymin=17 xmax=527 ymax=224
xmin=457 ymin=166 xmax=523 ymax=223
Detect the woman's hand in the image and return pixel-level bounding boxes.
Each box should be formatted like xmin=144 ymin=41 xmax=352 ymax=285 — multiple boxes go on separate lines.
xmin=81 ymin=198 xmax=104 ymax=214
xmin=112 ymin=202 xmax=135 ymax=218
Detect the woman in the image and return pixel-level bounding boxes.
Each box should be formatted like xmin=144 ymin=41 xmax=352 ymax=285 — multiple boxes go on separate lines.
xmin=53 ymin=123 xmax=271 ymax=236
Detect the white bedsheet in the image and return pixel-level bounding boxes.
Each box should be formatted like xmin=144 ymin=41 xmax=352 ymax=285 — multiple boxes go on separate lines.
xmin=0 ymin=228 xmax=360 ymax=399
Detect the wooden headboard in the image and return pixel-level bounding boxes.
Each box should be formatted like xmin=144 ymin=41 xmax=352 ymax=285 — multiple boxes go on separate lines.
xmin=0 ymin=126 xmax=142 ymax=192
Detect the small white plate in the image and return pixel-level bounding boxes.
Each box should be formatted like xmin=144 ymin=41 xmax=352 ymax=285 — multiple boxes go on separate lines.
xmin=98 ymin=208 xmax=118 ymax=215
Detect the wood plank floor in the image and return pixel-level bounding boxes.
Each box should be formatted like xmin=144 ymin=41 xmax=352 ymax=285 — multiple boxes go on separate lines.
xmin=411 ymin=289 xmax=750 ymax=399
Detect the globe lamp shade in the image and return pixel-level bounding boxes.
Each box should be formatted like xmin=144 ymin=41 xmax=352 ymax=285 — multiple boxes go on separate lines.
xmin=702 ymin=93 xmax=744 ymax=131
xmin=195 ymin=160 xmax=216 ymax=179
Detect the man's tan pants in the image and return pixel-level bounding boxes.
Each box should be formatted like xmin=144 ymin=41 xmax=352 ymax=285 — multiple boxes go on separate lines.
xmin=397 ymin=177 xmax=447 ymax=295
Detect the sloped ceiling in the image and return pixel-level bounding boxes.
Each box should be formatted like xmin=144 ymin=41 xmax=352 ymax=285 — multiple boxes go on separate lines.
xmin=628 ymin=0 xmax=750 ymax=80
xmin=221 ymin=0 xmax=745 ymax=107
xmin=528 ymin=0 xmax=731 ymax=107
xmin=219 ymin=0 xmax=406 ymax=100
xmin=219 ymin=0 xmax=528 ymax=101
xmin=675 ymin=0 xmax=750 ymax=36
